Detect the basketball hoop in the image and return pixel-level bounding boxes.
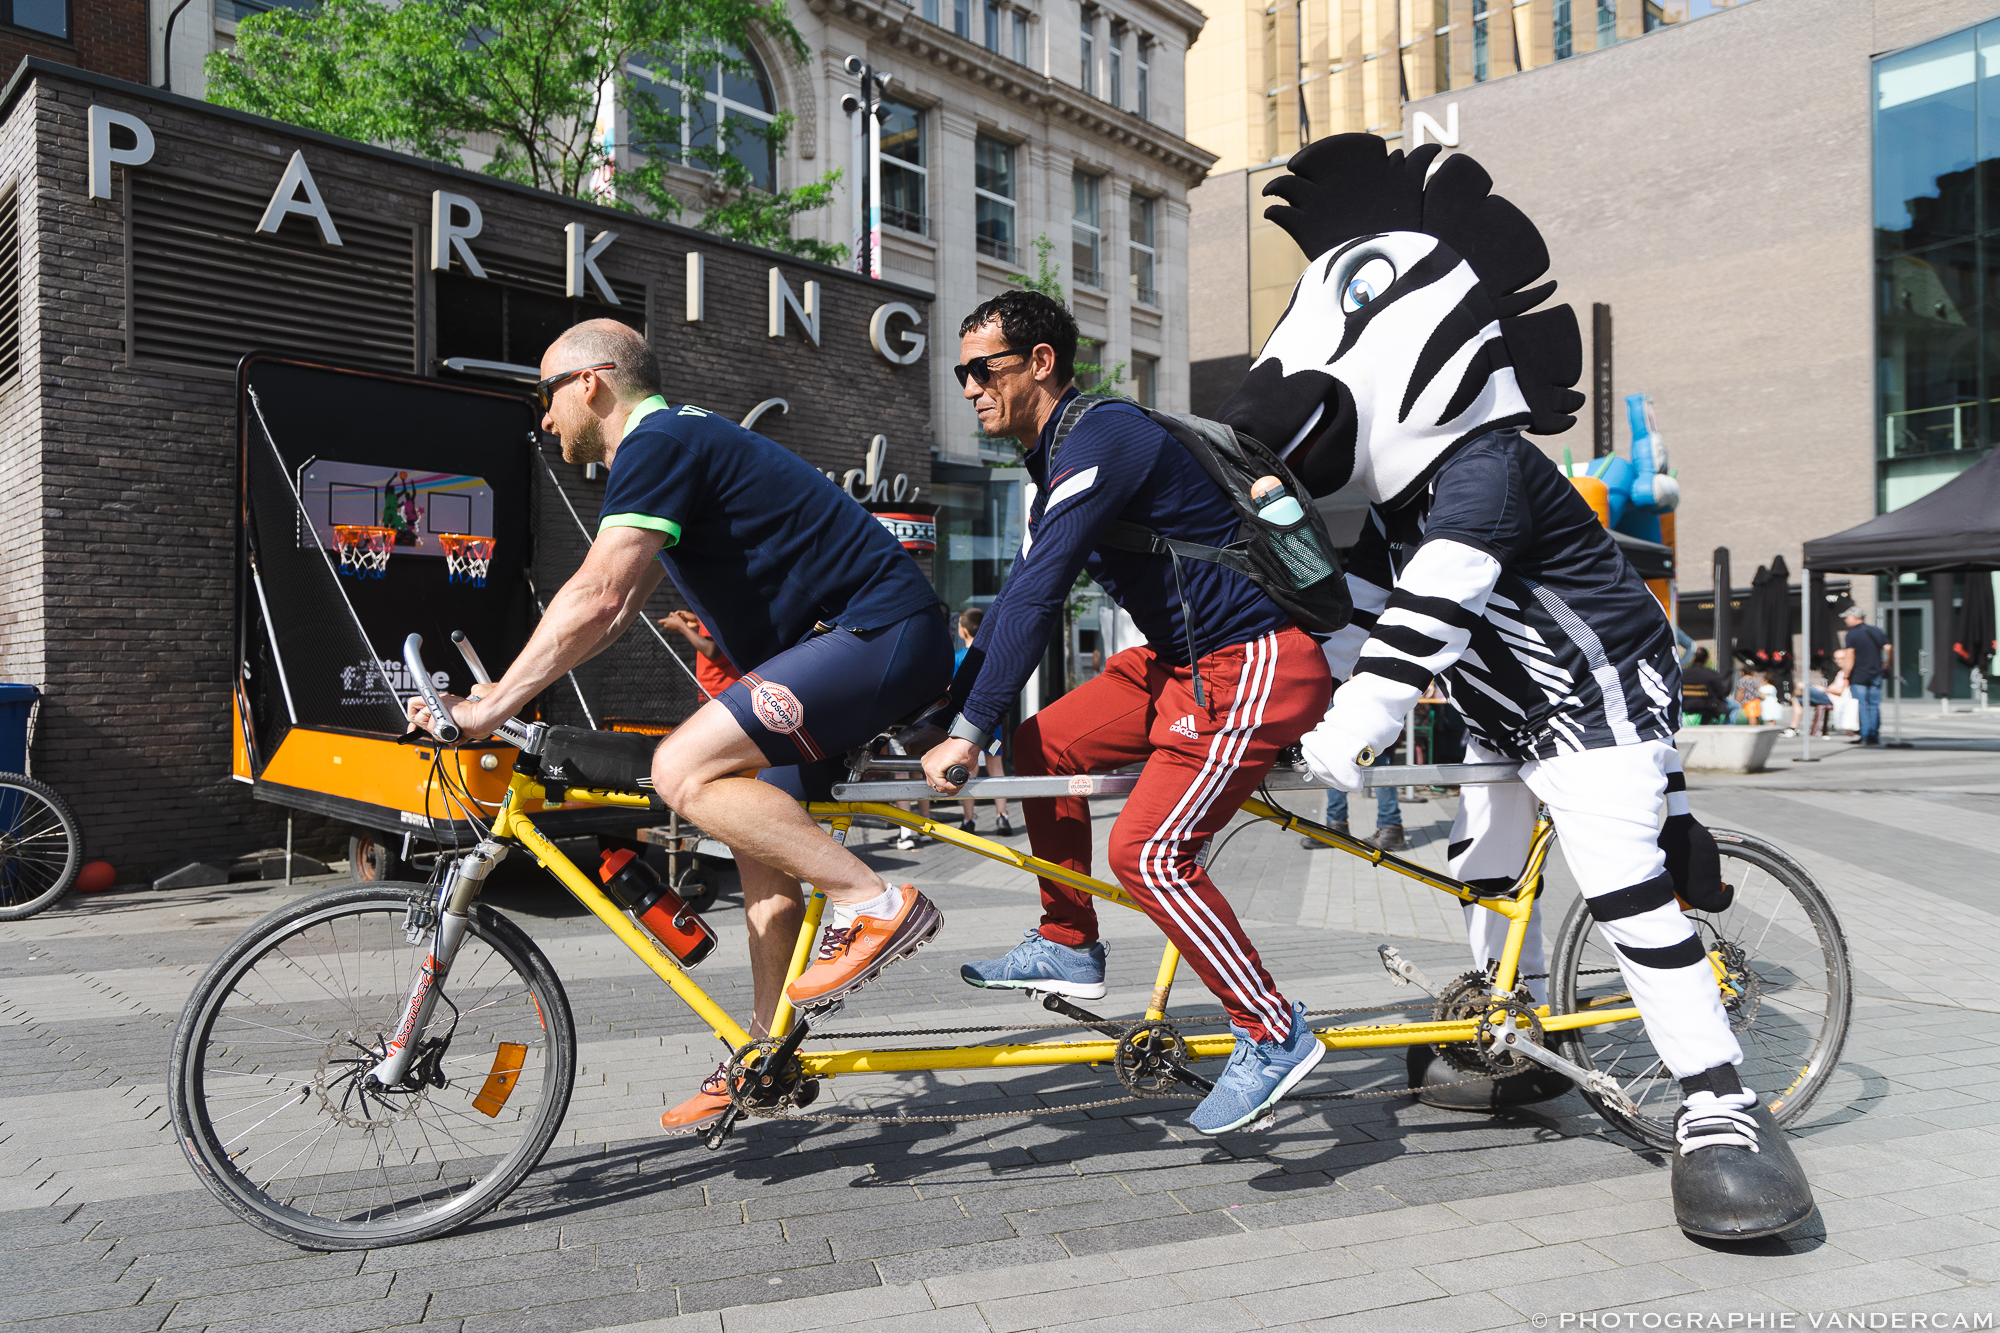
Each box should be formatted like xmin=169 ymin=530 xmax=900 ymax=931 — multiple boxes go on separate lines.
xmin=332 ymin=525 xmax=396 ymax=579
xmin=438 ymin=533 xmax=497 ymax=586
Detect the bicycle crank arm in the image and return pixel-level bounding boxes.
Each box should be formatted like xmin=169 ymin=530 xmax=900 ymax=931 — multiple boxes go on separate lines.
xmin=1492 ymin=1029 xmax=1639 ymax=1116
xmin=1041 ymin=996 xmax=1215 ymax=1094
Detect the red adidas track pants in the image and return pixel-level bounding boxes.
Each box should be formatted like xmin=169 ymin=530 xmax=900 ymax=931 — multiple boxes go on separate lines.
xmin=1014 ymin=625 xmax=1332 ymax=1043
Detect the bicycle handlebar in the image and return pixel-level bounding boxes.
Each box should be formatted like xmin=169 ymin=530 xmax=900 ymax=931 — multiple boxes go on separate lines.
xmin=405 ymin=633 xmax=545 ymax=755
xmin=405 ymin=634 xmax=462 ymax=743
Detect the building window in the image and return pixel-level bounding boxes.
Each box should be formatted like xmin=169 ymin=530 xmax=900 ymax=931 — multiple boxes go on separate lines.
xmin=1553 ymin=0 xmax=1572 ymax=59
xmin=1072 ymin=171 xmax=1103 ymax=289
xmin=955 ymin=0 xmax=970 ymax=39
xmin=1872 ymin=21 xmax=2000 ymax=510
xmin=880 ymin=99 xmax=927 ymax=235
xmin=1109 ymin=27 xmax=1124 ymax=107
xmin=1433 ymin=0 xmax=1451 ymax=93
xmin=1136 ymin=38 xmax=1150 ymax=120
xmin=1080 ymin=7 xmax=1096 ymax=95
xmin=1132 ymin=354 xmax=1158 ymax=408
xmin=1472 ymin=1 xmax=1489 ymax=83
xmin=923 ymin=0 xmax=938 ymax=21
xmin=630 ymin=44 xmax=779 ymax=191
xmin=1596 ymin=0 xmax=1617 ymax=48
xmin=984 ymin=0 xmax=1002 ymax=51
xmin=1128 ymin=194 xmax=1157 ymax=305
xmin=975 ymin=136 xmax=1018 ymax=264
xmin=219 ymin=0 xmax=309 ymax=26
xmin=1014 ymin=9 xmax=1031 ymax=63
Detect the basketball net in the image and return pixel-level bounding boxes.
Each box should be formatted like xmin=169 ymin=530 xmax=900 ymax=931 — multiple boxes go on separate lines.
xmin=438 ymin=533 xmax=496 ymax=587
xmin=332 ymin=525 xmax=396 ymax=579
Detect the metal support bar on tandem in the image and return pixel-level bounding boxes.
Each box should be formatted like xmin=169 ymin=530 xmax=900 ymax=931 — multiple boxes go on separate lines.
xmin=829 ymin=761 xmax=1522 ymax=802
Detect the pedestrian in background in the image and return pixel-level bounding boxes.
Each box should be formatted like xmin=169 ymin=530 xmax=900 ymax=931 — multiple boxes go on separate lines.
xmin=953 ymin=608 xmax=1012 ymax=836
xmin=1836 ymin=607 xmax=1892 ymax=745
xmin=658 ymin=610 xmax=742 ymax=699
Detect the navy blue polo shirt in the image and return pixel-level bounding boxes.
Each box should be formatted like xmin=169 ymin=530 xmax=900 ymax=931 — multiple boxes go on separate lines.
xmin=599 ymin=397 xmax=938 ymax=673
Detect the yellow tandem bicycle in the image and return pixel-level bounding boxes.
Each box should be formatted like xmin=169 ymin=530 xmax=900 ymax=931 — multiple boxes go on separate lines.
xmin=167 ymin=635 xmax=1852 ymax=1249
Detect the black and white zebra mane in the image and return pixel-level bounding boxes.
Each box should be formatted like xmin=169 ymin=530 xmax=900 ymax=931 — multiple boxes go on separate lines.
xmin=1262 ymin=134 xmax=1587 ymax=438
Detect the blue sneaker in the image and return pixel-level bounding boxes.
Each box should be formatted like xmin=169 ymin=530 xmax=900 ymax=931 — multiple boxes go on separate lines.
xmin=961 ymin=929 xmax=1108 ymax=1000
xmin=1190 ymin=1001 xmax=1325 ymax=1135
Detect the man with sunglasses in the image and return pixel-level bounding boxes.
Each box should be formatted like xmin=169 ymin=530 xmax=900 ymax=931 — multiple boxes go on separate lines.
xmin=922 ymin=291 xmax=1334 ymax=1135
xmin=406 ymin=318 xmax=954 ymax=1135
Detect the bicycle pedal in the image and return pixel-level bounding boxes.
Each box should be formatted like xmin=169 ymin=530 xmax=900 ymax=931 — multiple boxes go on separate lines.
xmin=1249 ymin=1112 xmax=1278 ymax=1132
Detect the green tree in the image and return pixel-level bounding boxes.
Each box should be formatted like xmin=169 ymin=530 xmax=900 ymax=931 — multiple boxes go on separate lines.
xmin=1005 ymin=233 xmax=1126 ymax=393
xmin=207 ymin=0 xmax=846 ymax=261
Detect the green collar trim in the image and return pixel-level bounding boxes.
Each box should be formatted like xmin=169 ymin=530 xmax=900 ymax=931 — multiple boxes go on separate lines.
xmin=622 ymin=395 xmax=669 ymax=439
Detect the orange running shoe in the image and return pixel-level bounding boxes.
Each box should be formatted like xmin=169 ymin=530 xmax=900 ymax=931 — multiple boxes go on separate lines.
xmin=660 ymin=1063 xmax=733 ymax=1134
xmin=784 ymin=886 xmax=943 ymax=1006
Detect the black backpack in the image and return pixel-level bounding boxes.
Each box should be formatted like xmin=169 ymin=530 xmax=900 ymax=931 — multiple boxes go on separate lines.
xmin=1050 ymin=393 xmax=1353 ymax=636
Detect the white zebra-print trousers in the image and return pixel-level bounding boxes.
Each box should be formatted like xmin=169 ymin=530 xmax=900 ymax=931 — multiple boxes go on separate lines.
xmin=1449 ymin=736 xmax=1743 ymax=1083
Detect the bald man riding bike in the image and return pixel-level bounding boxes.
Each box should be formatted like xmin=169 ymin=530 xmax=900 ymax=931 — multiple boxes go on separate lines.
xmin=406 ymin=318 xmax=954 ymax=1135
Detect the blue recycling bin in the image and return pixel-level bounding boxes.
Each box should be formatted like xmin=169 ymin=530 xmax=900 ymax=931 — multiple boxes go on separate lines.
xmin=0 ymin=684 xmax=38 ymax=774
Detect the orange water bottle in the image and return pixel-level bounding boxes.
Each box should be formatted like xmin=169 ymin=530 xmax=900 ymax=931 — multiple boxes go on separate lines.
xmin=598 ymin=847 xmax=716 ymax=967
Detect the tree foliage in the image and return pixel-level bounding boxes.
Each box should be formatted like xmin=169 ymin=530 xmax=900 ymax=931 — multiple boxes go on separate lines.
xmin=1006 ymin=233 xmax=1126 ymax=394
xmin=207 ymin=0 xmax=845 ymax=261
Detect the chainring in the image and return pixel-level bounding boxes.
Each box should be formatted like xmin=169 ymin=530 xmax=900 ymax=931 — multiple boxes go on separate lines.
xmin=1430 ymin=972 xmax=1545 ymax=1075
xmin=1474 ymin=999 xmax=1546 ymax=1075
xmin=1112 ymin=1021 xmax=1190 ymax=1095
xmin=725 ymin=1039 xmax=812 ymax=1117
xmin=1430 ymin=972 xmax=1501 ymax=1074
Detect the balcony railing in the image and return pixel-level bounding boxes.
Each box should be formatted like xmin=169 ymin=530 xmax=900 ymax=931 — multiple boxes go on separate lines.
xmin=883 ymin=207 xmax=929 ymax=237
xmin=1131 ymin=281 xmax=1159 ymax=306
xmin=976 ymin=234 xmax=1018 ymax=264
xmin=1882 ymin=399 xmax=1994 ymax=458
xmin=1073 ymin=266 xmax=1104 ymax=290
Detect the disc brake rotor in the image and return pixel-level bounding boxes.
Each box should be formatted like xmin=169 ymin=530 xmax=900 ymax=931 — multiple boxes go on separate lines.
xmin=315 ymin=1031 xmax=427 ymax=1129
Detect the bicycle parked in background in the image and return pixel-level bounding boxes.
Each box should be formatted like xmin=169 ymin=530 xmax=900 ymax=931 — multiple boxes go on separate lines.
xmin=0 ymin=684 xmax=81 ymax=921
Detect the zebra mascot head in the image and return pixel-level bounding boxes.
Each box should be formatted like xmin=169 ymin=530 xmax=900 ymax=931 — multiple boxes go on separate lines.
xmin=1217 ymin=134 xmax=1586 ymax=509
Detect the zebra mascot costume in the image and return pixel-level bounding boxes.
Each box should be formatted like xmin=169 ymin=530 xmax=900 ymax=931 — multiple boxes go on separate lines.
xmin=1217 ymin=133 xmax=1812 ymax=1240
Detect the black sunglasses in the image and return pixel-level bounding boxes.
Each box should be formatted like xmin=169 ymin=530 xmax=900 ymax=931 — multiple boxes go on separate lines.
xmin=953 ymin=347 xmax=1035 ymax=388
xmin=535 ymin=362 xmax=615 ymax=410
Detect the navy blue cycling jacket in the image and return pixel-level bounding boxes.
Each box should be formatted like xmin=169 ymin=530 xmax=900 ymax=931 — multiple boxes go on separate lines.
xmin=954 ymin=389 xmax=1292 ymax=738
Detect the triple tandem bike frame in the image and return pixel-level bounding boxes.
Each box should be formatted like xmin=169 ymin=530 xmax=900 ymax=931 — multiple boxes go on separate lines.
xmin=486 ymin=758 xmax=1647 ymax=1090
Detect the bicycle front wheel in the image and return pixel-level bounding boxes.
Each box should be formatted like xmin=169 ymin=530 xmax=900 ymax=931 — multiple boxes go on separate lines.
xmin=169 ymin=883 xmax=577 ymax=1249
xmin=0 ymin=772 xmax=80 ymax=921
xmin=1550 ymin=829 xmax=1851 ymax=1152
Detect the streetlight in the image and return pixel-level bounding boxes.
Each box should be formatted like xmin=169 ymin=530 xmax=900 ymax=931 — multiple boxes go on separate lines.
xmin=842 ymin=56 xmax=893 ymax=281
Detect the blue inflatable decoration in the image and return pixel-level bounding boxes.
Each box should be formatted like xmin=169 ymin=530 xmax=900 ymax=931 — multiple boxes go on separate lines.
xmin=1564 ymin=393 xmax=1680 ymax=542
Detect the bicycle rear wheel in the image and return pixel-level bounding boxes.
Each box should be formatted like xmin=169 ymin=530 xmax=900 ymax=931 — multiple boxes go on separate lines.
xmin=169 ymin=883 xmax=577 ymax=1249
xmin=0 ymin=772 xmax=80 ymax=921
xmin=1550 ymin=829 xmax=1851 ymax=1152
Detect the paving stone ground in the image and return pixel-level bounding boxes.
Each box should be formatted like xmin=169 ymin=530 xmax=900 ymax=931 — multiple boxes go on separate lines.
xmin=4 ymin=717 xmax=2000 ymax=1331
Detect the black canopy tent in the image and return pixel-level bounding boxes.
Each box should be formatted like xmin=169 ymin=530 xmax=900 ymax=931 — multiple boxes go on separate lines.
xmin=1802 ymin=446 xmax=2000 ymax=742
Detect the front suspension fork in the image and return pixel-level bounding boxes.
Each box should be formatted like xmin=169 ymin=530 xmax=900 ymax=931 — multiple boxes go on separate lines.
xmin=368 ymin=840 xmax=510 ymax=1088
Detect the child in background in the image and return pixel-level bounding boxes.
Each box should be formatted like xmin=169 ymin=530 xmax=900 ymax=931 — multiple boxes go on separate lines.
xmin=658 ymin=610 xmax=742 ymax=700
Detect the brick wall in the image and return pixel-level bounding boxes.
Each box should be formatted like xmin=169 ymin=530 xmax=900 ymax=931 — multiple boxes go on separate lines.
xmin=12 ymin=68 xmax=934 ymax=878
xmin=0 ymin=0 xmax=148 ymax=86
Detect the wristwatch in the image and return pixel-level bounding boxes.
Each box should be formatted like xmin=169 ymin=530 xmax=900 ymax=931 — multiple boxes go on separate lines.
xmin=946 ymin=714 xmax=992 ymax=751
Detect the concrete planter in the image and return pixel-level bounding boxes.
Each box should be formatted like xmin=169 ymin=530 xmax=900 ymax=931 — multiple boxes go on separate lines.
xmin=1677 ymin=726 xmax=1781 ymax=774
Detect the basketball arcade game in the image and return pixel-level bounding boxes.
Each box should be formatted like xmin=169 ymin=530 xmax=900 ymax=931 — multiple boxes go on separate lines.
xmin=232 ymin=354 xmax=668 ymax=867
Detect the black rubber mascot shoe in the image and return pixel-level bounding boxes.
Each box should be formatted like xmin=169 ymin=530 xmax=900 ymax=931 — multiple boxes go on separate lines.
xmin=1671 ymin=1065 xmax=1814 ymax=1240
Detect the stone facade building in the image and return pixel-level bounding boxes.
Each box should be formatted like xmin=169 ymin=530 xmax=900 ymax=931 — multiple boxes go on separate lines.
xmin=0 ymin=61 xmax=934 ymax=877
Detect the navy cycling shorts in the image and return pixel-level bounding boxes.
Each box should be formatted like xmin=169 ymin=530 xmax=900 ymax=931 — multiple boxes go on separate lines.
xmin=716 ymin=607 xmax=954 ymax=802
